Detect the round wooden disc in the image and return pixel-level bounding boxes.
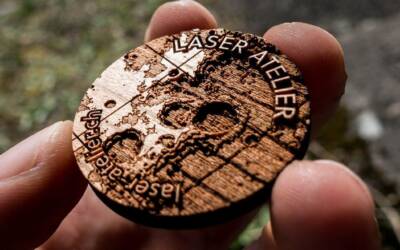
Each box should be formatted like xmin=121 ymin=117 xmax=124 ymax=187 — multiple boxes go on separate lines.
xmin=72 ymin=28 xmax=311 ymax=228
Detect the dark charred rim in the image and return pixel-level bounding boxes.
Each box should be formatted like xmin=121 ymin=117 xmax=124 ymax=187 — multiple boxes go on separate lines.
xmin=91 ymin=179 xmax=273 ymax=229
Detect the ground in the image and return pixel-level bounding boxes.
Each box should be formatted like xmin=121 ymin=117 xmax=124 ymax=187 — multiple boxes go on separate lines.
xmin=0 ymin=0 xmax=399 ymax=249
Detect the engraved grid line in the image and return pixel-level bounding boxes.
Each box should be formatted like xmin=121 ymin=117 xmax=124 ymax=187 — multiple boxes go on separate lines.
xmin=247 ymin=123 xmax=298 ymax=156
xmin=179 ymin=168 xmax=232 ymax=203
xmin=71 ymin=46 xmax=235 ymax=208
xmin=183 ymin=140 xmax=269 ymax=194
xmin=217 ymin=153 xmax=269 ymax=184
xmin=73 ymin=46 xmax=208 ymax=162
xmin=73 ymin=132 xmax=89 ymax=151
xmin=145 ymin=43 xmax=277 ymax=111
xmin=165 ymin=44 xmax=275 ymax=110
xmin=143 ymin=44 xmax=263 ymax=202
xmin=144 ymin=42 xmax=299 ymax=188
xmin=145 ymin=43 xmax=300 ymax=156
xmin=72 ymin=49 xmax=203 ymax=146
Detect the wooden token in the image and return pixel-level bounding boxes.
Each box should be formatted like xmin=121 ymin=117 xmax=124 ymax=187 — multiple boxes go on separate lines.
xmin=72 ymin=28 xmax=311 ymax=228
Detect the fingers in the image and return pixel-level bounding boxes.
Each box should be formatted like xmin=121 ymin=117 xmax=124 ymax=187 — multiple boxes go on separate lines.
xmin=264 ymin=22 xmax=347 ymax=132
xmin=0 ymin=121 xmax=87 ymax=249
xmin=145 ymin=0 xmax=217 ymax=42
xmin=251 ymin=160 xmax=380 ymax=250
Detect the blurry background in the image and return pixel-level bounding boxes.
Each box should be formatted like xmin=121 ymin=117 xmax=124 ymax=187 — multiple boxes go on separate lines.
xmin=0 ymin=0 xmax=399 ymax=249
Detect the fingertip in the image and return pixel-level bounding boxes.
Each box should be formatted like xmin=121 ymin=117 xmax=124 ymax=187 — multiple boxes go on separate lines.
xmin=145 ymin=0 xmax=217 ymax=42
xmin=270 ymin=160 xmax=380 ymax=250
xmin=313 ymin=159 xmax=373 ymax=204
xmin=264 ymin=22 xmax=347 ymax=131
xmin=0 ymin=121 xmax=65 ymax=179
xmin=0 ymin=121 xmax=87 ymax=249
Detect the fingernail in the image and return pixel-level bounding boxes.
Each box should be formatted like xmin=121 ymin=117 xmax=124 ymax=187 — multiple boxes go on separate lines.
xmin=144 ymin=26 xmax=152 ymax=42
xmin=35 ymin=121 xmax=68 ymax=164
xmin=176 ymin=0 xmax=194 ymax=7
xmin=145 ymin=0 xmax=194 ymax=42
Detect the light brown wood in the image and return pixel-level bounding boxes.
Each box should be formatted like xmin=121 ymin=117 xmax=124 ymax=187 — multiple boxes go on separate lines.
xmin=72 ymin=28 xmax=311 ymax=228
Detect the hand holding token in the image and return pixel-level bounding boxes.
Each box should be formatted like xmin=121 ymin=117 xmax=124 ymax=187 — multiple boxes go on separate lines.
xmin=0 ymin=1 xmax=380 ymax=250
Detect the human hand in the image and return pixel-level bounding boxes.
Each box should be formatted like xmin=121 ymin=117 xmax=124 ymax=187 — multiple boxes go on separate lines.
xmin=0 ymin=1 xmax=380 ymax=249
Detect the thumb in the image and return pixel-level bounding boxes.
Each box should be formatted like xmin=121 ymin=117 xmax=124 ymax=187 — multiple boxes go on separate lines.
xmin=0 ymin=121 xmax=87 ymax=250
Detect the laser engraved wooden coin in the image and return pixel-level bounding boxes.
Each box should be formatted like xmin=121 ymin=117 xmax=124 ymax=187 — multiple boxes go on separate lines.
xmin=72 ymin=28 xmax=311 ymax=228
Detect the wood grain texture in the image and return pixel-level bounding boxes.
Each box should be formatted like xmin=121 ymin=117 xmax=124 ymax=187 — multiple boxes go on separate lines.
xmin=72 ymin=28 xmax=311 ymax=228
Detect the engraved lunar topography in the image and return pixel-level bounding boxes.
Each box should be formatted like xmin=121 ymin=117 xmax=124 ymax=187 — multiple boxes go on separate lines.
xmin=72 ymin=29 xmax=311 ymax=228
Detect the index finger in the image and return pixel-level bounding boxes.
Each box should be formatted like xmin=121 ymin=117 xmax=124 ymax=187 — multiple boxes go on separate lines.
xmin=264 ymin=22 xmax=347 ymax=132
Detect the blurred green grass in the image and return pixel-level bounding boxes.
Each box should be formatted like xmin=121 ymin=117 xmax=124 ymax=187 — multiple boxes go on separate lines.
xmin=0 ymin=0 xmax=167 ymax=151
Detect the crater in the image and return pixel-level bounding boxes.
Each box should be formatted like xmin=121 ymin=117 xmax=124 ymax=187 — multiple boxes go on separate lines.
xmin=104 ymin=99 xmax=116 ymax=108
xmin=104 ymin=129 xmax=143 ymax=163
xmin=159 ymin=102 xmax=194 ymax=129
xmin=193 ymin=101 xmax=239 ymax=133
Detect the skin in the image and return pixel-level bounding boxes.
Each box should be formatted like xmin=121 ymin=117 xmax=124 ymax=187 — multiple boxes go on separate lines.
xmin=0 ymin=1 xmax=380 ymax=249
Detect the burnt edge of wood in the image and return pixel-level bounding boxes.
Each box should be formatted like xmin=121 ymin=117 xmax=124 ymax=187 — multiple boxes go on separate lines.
xmin=94 ymin=179 xmax=273 ymax=228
